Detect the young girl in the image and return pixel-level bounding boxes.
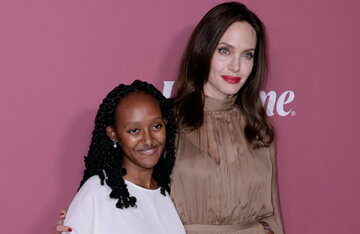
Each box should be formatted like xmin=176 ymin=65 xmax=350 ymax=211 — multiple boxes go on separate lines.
xmin=61 ymin=80 xmax=185 ymax=234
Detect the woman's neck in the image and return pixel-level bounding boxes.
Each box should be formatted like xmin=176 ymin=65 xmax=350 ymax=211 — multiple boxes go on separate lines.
xmin=203 ymin=86 xmax=235 ymax=99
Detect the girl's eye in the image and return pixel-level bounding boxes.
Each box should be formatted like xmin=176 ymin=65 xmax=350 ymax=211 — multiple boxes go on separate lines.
xmin=128 ymin=129 xmax=139 ymax=135
xmin=152 ymin=123 xmax=163 ymax=130
xmin=243 ymin=53 xmax=254 ymax=60
xmin=218 ymin=47 xmax=230 ymax=55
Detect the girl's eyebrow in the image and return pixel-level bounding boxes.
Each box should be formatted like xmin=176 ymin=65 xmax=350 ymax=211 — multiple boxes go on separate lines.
xmin=124 ymin=116 xmax=163 ymax=126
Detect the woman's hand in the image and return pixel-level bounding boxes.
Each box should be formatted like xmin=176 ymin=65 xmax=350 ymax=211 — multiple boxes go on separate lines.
xmin=260 ymin=221 xmax=275 ymax=234
xmin=55 ymin=210 xmax=72 ymax=233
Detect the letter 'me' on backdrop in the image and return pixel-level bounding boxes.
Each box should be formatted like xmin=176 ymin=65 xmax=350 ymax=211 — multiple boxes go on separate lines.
xmin=0 ymin=0 xmax=359 ymax=233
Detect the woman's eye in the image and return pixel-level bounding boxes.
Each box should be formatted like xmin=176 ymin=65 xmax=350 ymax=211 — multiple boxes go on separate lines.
xmin=218 ymin=47 xmax=230 ymax=55
xmin=243 ymin=53 xmax=254 ymax=59
xmin=128 ymin=129 xmax=139 ymax=134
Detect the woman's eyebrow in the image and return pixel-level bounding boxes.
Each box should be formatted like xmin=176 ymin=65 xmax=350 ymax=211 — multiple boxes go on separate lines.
xmin=217 ymin=42 xmax=234 ymax=49
xmin=217 ymin=42 xmax=255 ymax=52
xmin=243 ymin=48 xmax=255 ymax=52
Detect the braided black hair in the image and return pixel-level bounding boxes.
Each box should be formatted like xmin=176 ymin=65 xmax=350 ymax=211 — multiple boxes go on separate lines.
xmin=79 ymin=80 xmax=176 ymax=209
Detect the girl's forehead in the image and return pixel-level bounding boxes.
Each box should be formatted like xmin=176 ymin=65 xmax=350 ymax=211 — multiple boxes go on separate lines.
xmin=116 ymin=91 xmax=162 ymax=115
xmin=121 ymin=91 xmax=158 ymax=106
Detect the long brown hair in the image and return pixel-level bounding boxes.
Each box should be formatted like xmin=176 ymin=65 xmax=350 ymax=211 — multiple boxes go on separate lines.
xmin=173 ymin=2 xmax=274 ymax=148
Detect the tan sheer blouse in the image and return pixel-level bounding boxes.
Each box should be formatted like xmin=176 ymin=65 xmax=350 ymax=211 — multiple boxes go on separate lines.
xmin=171 ymin=96 xmax=284 ymax=234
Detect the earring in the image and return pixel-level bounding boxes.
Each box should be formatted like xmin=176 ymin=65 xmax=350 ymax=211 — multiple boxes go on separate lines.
xmin=111 ymin=139 xmax=117 ymax=148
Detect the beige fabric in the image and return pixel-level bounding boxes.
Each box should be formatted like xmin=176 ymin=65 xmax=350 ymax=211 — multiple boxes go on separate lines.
xmin=171 ymin=96 xmax=284 ymax=234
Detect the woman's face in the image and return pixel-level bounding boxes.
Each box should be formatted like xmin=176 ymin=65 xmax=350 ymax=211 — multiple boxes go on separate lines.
xmin=107 ymin=92 xmax=166 ymax=173
xmin=204 ymin=21 xmax=257 ymax=99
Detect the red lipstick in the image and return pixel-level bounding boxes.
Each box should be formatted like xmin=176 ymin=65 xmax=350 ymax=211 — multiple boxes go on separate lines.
xmin=222 ymin=75 xmax=241 ymax=84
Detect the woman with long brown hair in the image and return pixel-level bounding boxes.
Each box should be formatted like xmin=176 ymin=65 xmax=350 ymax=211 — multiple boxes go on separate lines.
xmin=170 ymin=2 xmax=283 ymax=233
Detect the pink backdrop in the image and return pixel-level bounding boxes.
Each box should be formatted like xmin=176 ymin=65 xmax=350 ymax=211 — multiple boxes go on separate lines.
xmin=1 ymin=0 xmax=359 ymax=233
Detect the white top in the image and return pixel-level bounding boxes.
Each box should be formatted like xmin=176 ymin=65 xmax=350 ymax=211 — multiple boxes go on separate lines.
xmin=64 ymin=176 xmax=185 ymax=234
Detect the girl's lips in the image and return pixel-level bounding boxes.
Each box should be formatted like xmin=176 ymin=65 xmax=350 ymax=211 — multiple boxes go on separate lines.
xmin=137 ymin=146 xmax=158 ymax=156
xmin=222 ymin=75 xmax=241 ymax=84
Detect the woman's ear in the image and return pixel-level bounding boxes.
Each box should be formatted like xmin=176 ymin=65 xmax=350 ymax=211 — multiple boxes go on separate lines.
xmin=106 ymin=126 xmax=117 ymax=141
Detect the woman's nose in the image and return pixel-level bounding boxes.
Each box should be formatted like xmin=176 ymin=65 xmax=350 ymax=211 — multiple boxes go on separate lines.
xmin=229 ymin=56 xmax=241 ymax=73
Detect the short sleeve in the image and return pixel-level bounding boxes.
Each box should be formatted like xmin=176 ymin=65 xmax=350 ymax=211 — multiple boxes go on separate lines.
xmin=63 ymin=178 xmax=98 ymax=234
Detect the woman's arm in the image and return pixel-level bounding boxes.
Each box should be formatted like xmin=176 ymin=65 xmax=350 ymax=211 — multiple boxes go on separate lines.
xmin=261 ymin=143 xmax=285 ymax=234
xmin=55 ymin=210 xmax=72 ymax=234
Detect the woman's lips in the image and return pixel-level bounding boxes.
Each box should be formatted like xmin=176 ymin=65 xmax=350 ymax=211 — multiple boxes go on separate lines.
xmin=222 ymin=75 xmax=241 ymax=84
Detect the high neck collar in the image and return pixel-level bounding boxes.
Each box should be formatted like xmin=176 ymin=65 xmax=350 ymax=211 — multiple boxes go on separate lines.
xmin=204 ymin=95 xmax=237 ymax=111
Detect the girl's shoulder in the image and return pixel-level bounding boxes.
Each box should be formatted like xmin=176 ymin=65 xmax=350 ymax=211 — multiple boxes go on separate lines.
xmin=76 ymin=175 xmax=110 ymax=200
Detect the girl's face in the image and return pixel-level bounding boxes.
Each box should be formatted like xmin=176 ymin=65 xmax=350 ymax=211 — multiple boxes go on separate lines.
xmin=107 ymin=92 xmax=166 ymax=173
xmin=204 ymin=21 xmax=257 ymax=99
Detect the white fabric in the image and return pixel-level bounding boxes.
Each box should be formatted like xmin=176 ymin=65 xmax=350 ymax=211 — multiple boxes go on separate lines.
xmin=64 ymin=176 xmax=185 ymax=234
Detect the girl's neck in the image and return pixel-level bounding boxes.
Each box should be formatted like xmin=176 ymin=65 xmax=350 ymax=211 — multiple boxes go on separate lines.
xmin=123 ymin=169 xmax=158 ymax=190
